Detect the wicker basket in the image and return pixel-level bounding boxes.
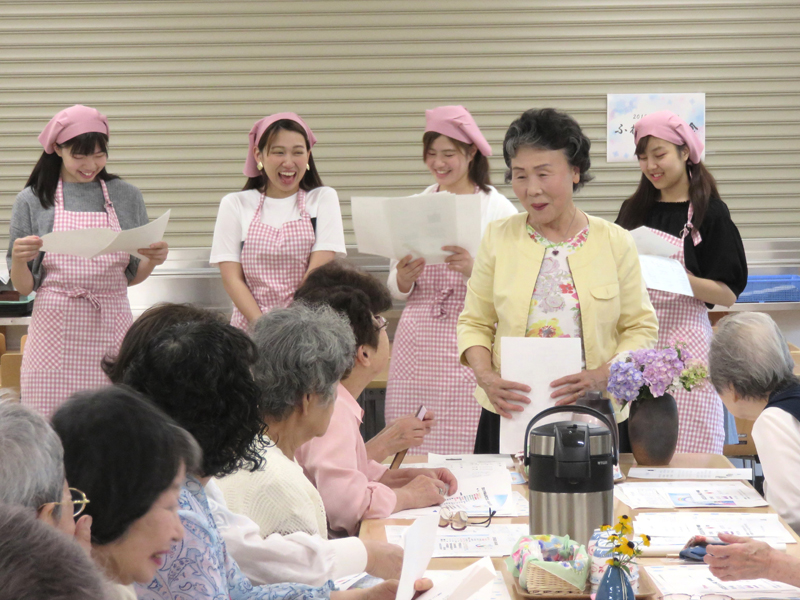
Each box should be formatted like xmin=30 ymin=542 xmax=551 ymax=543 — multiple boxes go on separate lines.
xmin=523 ymin=561 xmax=585 ymax=596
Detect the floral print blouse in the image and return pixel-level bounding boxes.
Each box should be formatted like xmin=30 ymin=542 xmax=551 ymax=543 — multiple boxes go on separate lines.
xmin=525 ymin=225 xmax=589 ymax=342
xmin=134 ymin=475 xmax=334 ymax=600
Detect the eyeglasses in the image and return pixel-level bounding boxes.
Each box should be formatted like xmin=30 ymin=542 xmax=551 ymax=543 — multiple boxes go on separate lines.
xmin=664 ymin=595 xmax=733 ymax=600
xmin=438 ymin=508 xmax=496 ymax=531
xmin=373 ymin=315 xmax=388 ymax=331
xmin=39 ymin=487 xmax=90 ymax=518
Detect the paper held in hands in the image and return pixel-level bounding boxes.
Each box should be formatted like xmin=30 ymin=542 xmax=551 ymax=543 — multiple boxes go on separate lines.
xmin=498 ymin=337 xmax=582 ymax=454
xmin=40 ymin=210 xmax=170 ymax=260
xmin=351 ymin=193 xmax=483 ymax=263
xmin=630 ymin=226 xmax=693 ymax=297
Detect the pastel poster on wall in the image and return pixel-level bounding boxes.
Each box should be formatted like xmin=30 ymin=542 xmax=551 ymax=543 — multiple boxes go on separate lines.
xmin=607 ymin=93 xmax=705 ymax=162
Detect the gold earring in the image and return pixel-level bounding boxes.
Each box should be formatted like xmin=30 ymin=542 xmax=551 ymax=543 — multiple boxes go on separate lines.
xmin=257 ymin=161 xmax=264 ymax=171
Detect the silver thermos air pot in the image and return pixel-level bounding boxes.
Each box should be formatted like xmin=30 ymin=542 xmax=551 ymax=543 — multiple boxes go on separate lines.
xmin=523 ymin=405 xmax=618 ymax=547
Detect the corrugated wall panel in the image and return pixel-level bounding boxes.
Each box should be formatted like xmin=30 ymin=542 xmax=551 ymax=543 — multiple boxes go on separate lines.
xmin=1 ymin=0 xmax=798 ymax=249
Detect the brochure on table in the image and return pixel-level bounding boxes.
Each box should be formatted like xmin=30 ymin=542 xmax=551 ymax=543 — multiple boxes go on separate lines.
xmin=386 ymin=523 xmax=529 ymax=558
xmin=635 ymin=512 xmax=796 ymax=547
xmin=647 ymin=564 xmax=800 ymax=599
xmin=615 ymin=481 xmax=768 ymax=509
xmin=628 ymin=467 xmax=753 ymax=480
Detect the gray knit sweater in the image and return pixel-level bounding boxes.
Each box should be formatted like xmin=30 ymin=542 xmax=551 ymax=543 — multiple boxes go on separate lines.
xmin=6 ymin=179 xmax=149 ymax=290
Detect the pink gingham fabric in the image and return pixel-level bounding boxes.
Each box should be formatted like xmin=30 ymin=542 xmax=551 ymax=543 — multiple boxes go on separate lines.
xmin=21 ymin=179 xmax=132 ymax=418
xmin=645 ymin=204 xmax=724 ymax=453
xmin=230 ymin=190 xmax=315 ymax=330
xmin=386 ymin=261 xmax=481 ymax=455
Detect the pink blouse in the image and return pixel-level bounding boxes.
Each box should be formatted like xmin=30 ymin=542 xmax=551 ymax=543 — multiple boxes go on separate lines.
xmin=295 ymin=383 xmax=397 ymax=536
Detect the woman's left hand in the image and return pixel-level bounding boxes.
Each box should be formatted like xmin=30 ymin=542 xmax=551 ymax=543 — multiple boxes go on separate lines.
xmin=137 ymin=241 xmax=169 ymax=265
xmin=549 ymin=365 xmax=610 ymax=405
xmin=442 ymin=245 xmax=474 ymax=277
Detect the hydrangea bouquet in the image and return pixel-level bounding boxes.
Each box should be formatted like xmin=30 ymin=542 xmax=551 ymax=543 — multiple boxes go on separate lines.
xmin=606 ymin=342 xmax=708 ymax=404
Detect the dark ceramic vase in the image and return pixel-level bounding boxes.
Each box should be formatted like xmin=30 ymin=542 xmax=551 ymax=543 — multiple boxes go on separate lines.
xmin=596 ymin=565 xmax=635 ymax=600
xmin=628 ymin=393 xmax=679 ymax=466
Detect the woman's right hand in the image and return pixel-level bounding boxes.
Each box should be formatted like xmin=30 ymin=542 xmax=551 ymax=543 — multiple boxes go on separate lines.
xmin=475 ymin=369 xmax=531 ymax=418
xmin=396 ymin=254 xmax=426 ymax=294
xmin=11 ymin=236 xmax=43 ymax=264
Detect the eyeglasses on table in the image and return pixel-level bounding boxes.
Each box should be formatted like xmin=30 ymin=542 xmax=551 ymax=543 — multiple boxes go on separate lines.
xmin=438 ymin=508 xmax=496 ymax=531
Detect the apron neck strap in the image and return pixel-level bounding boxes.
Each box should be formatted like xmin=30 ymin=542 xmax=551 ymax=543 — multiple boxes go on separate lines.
xmin=680 ymin=202 xmax=703 ymax=246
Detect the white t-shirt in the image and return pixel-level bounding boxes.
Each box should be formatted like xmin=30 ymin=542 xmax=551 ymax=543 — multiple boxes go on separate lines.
xmin=210 ymin=186 xmax=346 ymax=265
xmin=752 ymin=406 xmax=800 ymax=533
xmin=386 ymin=184 xmax=519 ymax=299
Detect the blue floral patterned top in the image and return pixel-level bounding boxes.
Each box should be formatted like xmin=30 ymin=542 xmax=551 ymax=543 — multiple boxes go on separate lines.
xmin=135 ymin=475 xmax=334 ymax=600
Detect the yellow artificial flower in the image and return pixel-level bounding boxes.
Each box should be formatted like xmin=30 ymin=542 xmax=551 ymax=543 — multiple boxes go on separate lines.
xmin=614 ymin=515 xmax=633 ymax=536
xmin=601 ymin=525 xmax=611 ymax=532
xmin=641 ymin=534 xmax=651 ymax=547
xmin=618 ymin=540 xmax=636 ymax=557
xmin=606 ymin=558 xmax=616 ymax=566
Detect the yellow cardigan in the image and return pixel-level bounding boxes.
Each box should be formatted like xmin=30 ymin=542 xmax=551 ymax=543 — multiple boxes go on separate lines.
xmin=457 ymin=212 xmax=659 ymax=417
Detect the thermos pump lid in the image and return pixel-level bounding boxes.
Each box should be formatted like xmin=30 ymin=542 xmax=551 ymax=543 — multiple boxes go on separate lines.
xmin=529 ymin=422 xmax=614 ymax=457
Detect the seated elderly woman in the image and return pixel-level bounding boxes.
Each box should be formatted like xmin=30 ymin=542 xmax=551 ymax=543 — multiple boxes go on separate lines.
xmin=0 ymin=503 xmax=107 ymax=600
xmin=293 ymin=261 xmax=458 ymax=537
xmin=117 ymin=316 xmax=428 ymax=600
xmin=103 ymin=302 xmax=403 ymax=587
xmin=216 ymin=304 xmax=354 ymax=538
xmin=457 ymin=108 xmax=659 ymax=453
xmin=709 ymin=312 xmax=800 ymax=530
xmin=0 ymin=400 xmax=91 ymax=550
xmin=52 ymin=386 xmax=200 ymax=599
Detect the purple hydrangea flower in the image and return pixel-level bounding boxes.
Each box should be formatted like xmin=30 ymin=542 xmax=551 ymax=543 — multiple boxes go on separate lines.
xmin=607 ymin=360 xmax=645 ymax=404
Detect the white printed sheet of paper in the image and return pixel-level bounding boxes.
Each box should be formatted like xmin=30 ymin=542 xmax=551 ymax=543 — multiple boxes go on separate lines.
xmin=351 ymin=194 xmax=482 ymax=263
xmin=386 ymin=523 xmax=529 ymax=558
xmin=498 ymin=337 xmax=582 ymax=454
xmin=391 ymin=464 xmax=513 ymax=518
xmin=396 ymin=514 xmax=439 ymax=600
xmin=417 ymin=557 xmax=498 ymax=600
xmin=615 ymin=481 xmax=768 ymax=509
xmin=627 ymin=467 xmax=753 ymax=480
xmin=607 ymin=93 xmax=706 ymax=163
xmin=634 ymin=512 xmax=796 ymax=546
xmin=646 ymin=564 xmax=800 ymax=599
xmin=421 ymin=566 xmax=511 ymax=600
xmin=630 ymin=227 xmax=693 ymax=296
xmin=40 ymin=210 xmax=171 ymax=260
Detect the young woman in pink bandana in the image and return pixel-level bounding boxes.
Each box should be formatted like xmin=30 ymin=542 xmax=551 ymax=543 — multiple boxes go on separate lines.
xmin=385 ymin=105 xmax=518 ymax=455
xmin=211 ymin=113 xmax=346 ymax=331
xmin=8 ymin=105 xmax=168 ymax=417
xmin=616 ymin=110 xmax=748 ymax=453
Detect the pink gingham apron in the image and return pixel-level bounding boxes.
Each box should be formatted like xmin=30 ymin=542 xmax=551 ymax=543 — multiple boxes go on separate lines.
xmin=21 ymin=179 xmax=132 ymax=418
xmin=230 ymin=189 xmax=315 ymax=330
xmin=645 ymin=204 xmax=724 ymax=453
xmin=385 ymin=185 xmax=482 ymax=455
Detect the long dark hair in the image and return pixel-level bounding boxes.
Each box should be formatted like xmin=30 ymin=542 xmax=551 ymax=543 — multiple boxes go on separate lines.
xmin=616 ymin=135 xmax=719 ymax=230
xmin=242 ymin=119 xmax=323 ymax=193
xmin=422 ymin=131 xmax=491 ymax=193
xmin=25 ymin=132 xmax=119 ymax=209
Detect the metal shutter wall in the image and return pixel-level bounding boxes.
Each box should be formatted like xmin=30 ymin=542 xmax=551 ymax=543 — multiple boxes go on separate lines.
xmin=0 ymin=0 xmax=798 ymax=249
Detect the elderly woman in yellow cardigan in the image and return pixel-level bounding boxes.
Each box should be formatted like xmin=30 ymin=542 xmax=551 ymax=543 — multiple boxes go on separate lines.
xmin=457 ymin=108 xmax=659 ymax=453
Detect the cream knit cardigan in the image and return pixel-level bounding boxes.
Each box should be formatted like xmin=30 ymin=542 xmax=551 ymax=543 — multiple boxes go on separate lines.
xmin=215 ymin=438 xmax=328 ymax=538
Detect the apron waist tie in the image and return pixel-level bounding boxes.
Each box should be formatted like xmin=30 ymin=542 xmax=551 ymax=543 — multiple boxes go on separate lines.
xmin=431 ymin=287 xmax=455 ymax=319
xmin=46 ymin=287 xmax=121 ymax=311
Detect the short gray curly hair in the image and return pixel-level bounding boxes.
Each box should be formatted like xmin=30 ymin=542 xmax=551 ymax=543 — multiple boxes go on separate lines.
xmin=0 ymin=401 xmax=65 ymax=516
xmin=710 ymin=312 xmax=799 ymax=399
xmin=252 ymin=303 xmax=356 ymax=421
